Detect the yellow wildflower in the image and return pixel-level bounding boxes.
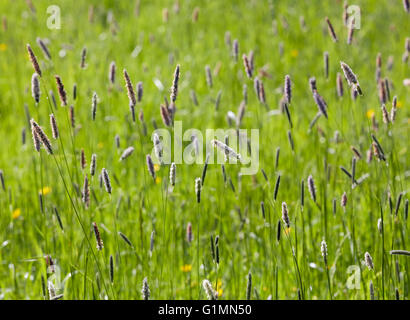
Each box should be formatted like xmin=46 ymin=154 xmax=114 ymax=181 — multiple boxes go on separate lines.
xmin=155 ymin=176 xmax=161 ymax=184
xmin=366 ymin=109 xmax=375 ymax=119
xmin=40 ymin=186 xmax=52 ymax=195
xmin=97 ymin=142 xmax=104 ymax=149
xmin=154 ymin=164 xmax=160 ymax=172
xmin=217 ymin=287 xmax=223 ymax=297
xmin=290 ymin=49 xmax=299 ymax=58
xmin=181 ymin=264 xmax=192 ymax=272
xmin=12 ymin=208 xmax=21 ymax=219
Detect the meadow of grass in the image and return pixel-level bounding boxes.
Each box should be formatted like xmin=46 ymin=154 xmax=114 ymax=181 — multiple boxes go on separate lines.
xmin=0 ymin=0 xmax=408 ymax=300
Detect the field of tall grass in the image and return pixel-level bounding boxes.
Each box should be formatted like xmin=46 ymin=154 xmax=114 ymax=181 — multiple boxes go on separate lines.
xmin=0 ymin=0 xmax=408 ymax=300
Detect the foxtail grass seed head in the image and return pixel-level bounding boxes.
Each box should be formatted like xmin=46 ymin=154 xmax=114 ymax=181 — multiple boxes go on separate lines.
xmin=91 ymin=92 xmax=98 ymax=121
xmin=253 ymin=77 xmax=260 ymax=100
xmin=31 ymin=73 xmax=40 ymax=104
xmin=80 ymin=47 xmax=87 ymax=69
xmin=365 ymin=252 xmax=374 ymax=270
xmin=137 ymin=81 xmax=143 ymax=102
xmin=27 ymin=44 xmax=42 ymax=77
xmin=336 ymin=73 xmax=344 ymax=97
xmin=307 ymin=175 xmax=316 ymax=202
xmin=48 ymin=281 xmax=56 ymax=300
xmin=277 ymin=219 xmax=281 ymax=241
xmin=381 ymin=104 xmax=390 ymax=123
xmin=309 ymin=77 xmax=317 ymax=93
xmin=347 ymin=17 xmax=354 ymax=44
xmin=394 ymin=192 xmax=403 ymax=217
xmin=49 ymin=90 xmax=57 ymax=109
xmin=170 ymin=64 xmax=180 ymax=102
xmin=123 ymin=69 xmax=136 ymax=107
xmin=375 ymin=67 xmax=381 ymax=83
xmin=351 ymin=86 xmax=358 ymax=100
xmin=243 ymin=54 xmax=252 ymax=78
xmin=69 ymin=105 xmax=75 ymax=128
xmin=49 ymin=114 xmax=59 ymax=139
xmin=160 ymin=104 xmax=171 ymax=127
xmin=282 ymin=202 xmax=290 ymax=228
xmin=371 ymin=134 xmax=386 ymax=161
xmin=190 ymin=89 xmax=198 ymax=106
xmin=390 ymin=105 xmax=397 ymax=124
xmin=324 ymin=52 xmax=329 ymax=79
xmin=205 ymin=65 xmax=213 ymax=88
xmin=260 ymin=201 xmax=265 ymax=219
xmin=387 ymin=55 xmax=394 ymax=70
xmin=392 ymin=96 xmax=397 ymax=108
xmin=274 ymin=175 xmax=281 ymax=200
xmin=221 ymin=164 xmax=227 ymax=184
xmin=101 ymin=168 xmax=112 ymax=194
xmin=90 ymin=154 xmax=97 ymax=176
xmin=236 ymin=100 xmax=246 ymax=128
xmin=120 ymin=147 xmax=134 ymax=161
xmin=201 ymin=154 xmax=210 ymax=186
xmin=109 ymin=255 xmax=114 ymax=283
xmin=370 ymin=281 xmax=375 ymax=300
xmin=384 ymin=78 xmax=390 ymax=101
xmin=232 ymin=39 xmax=239 ymax=62
xmin=0 ymin=170 xmax=4 ymax=191
xmin=192 ymin=7 xmax=199 ymax=22
xmin=31 ymin=124 xmax=41 ymax=152
xmin=82 ymin=174 xmax=90 ymax=209
xmin=246 ymin=271 xmax=252 ymax=300
xmin=146 ymin=154 xmax=156 ymax=181
xmin=215 ymin=238 xmax=220 ymax=265
xmin=321 ymin=240 xmax=328 ymax=264
xmin=341 ymin=192 xmax=347 ymax=208
xmin=72 ymin=83 xmax=77 ymax=100
xmin=212 ymin=139 xmax=241 ymax=162
xmin=92 ymin=222 xmax=104 ymax=250
xmin=376 ymin=52 xmax=382 ymax=68
xmin=170 ymin=162 xmax=176 ymax=186
xmin=202 ymin=279 xmax=217 ymax=300
xmin=118 ymin=231 xmax=133 ymax=247
xmin=30 ymin=119 xmax=53 ymax=154
xmin=351 ymin=147 xmax=361 ymax=160
xmin=378 ymin=80 xmax=387 ymax=104
xmin=153 ymin=133 xmax=163 ymax=163
xmin=55 ymin=75 xmax=67 ymax=106
xmin=313 ymin=92 xmax=328 ymax=119
xmin=258 ymin=80 xmax=266 ymax=104
xmin=287 ymin=130 xmax=294 ymax=151
xmin=109 ymin=61 xmax=116 ymax=84
xmin=81 ymin=149 xmax=86 ymax=170
xmin=325 ymin=17 xmax=338 ymax=42
xmin=187 ymin=222 xmax=193 ymax=243
xmin=36 ymin=37 xmax=51 ymax=60
xmin=195 ymin=177 xmax=201 ymax=203
xmin=141 ymin=277 xmax=150 ymax=300
xmin=284 ymin=75 xmax=291 ymax=104
xmin=340 ymin=61 xmax=362 ymax=95
xmin=150 ymin=230 xmax=155 ymax=253
xmin=404 ymin=0 xmax=410 ymax=13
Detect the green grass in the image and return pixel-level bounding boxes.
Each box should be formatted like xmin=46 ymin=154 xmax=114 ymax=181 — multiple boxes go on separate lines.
xmin=0 ymin=0 xmax=408 ymax=300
